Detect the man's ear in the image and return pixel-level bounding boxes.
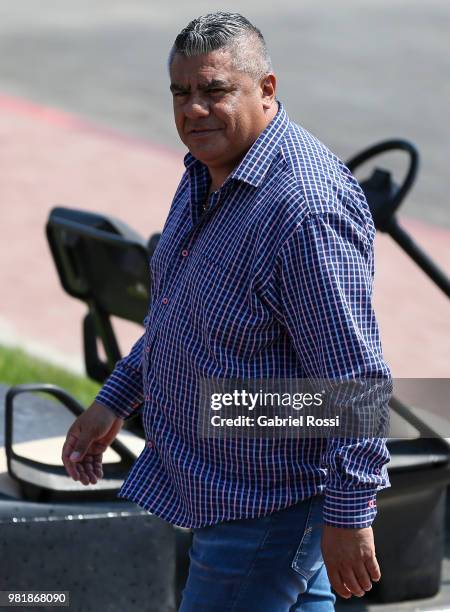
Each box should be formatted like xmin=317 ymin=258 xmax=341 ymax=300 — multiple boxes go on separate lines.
xmin=260 ymin=73 xmax=276 ymax=109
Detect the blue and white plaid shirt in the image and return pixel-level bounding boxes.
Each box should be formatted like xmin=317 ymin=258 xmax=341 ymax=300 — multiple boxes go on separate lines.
xmin=96 ymin=101 xmax=391 ymax=529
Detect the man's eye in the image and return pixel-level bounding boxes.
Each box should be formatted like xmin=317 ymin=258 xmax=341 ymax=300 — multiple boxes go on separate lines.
xmin=174 ymin=92 xmax=187 ymax=97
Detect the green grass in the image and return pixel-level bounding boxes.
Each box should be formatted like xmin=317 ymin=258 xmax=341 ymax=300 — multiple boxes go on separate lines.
xmin=0 ymin=344 xmax=101 ymax=407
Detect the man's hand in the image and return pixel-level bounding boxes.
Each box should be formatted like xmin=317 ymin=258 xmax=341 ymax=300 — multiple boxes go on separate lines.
xmin=61 ymin=401 xmax=124 ymax=486
xmin=321 ymin=525 xmax=380 ymax=599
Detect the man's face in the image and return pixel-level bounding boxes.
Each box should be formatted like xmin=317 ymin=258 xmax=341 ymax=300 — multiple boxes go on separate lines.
xmin=170 ymin=49 xmax=274 ymax=176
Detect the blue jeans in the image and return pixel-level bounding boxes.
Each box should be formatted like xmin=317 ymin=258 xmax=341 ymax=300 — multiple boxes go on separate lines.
xmin=179 ymin=494 xmax=336 ymax=611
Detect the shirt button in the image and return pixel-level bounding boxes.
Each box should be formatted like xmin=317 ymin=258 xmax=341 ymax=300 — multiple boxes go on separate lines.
xmin=181 ymin=249 xmax=189 ymax=257
xmin=374 ymin=468 xmax=380 ymax=474
xmin=147 ymin=440 xmax=154 ymax=448
xmin=145 ymin=346 xmax=150 ymax=353
xmin=162 ymin=296 xmax=169 ymax=304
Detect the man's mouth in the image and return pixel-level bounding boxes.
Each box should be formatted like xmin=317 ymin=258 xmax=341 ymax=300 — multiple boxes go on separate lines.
xmin=188 ymin=128 xmax=223 ymax=135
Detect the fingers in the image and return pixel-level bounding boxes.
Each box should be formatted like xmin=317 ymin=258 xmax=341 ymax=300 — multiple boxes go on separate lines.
xmin=70 ymin=455 xmax=101 ymax=486
xmin=92 ymin=454 xmax=104 ymax=479
xmin=80 ymin=456 xmax=97 ymax=485
xmin=61 ymin=432 xmax=81 ymax=481
xmin=354 ymin=562 xmax=373 ymax=593
xmin=340 ymin=567 xmax=365 ymax=597
xmin=69 ymin=430 xmax=92 ymax=463
xmin=78 ymin=446 xmax=105 ymax=484
xmin=329 ymin=565 xmax=372 ymax=599
xmin=327 ymin=568 xmax=352 ymax=600
xmin=62 ymin=432 xmax=104 ymax=485
xmin=76 ymin=462 xmax=90 ymax=486
xmin=365 ymin=554 xmax=381 ymax=582
xmin=321 ymin=525 xmax=381 ymax=600
xmin=61 ymin=408 xmax=117 ymax=485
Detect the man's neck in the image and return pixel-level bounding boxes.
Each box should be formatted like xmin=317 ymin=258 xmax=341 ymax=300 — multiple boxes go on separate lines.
xmin=207 ymin=168 xmax=232 ymax=194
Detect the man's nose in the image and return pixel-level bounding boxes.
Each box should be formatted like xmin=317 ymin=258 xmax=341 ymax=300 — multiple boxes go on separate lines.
xmin=184 ymin=94 xmax=209 ymax=119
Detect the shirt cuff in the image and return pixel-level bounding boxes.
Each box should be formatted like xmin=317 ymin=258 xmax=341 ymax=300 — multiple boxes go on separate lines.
xmin=94 ymin=367 xmax=144 ymax=420
xmin=323 ymin=488 xmax=382 ymax=529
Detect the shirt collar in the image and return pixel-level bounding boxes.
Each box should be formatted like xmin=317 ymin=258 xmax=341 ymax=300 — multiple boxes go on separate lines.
xmin=183 ymin=100 xmax=289 ymax=188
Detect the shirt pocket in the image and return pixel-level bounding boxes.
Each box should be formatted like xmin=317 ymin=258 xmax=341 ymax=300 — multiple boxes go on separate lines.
xmin=186 ymin=252 xmax=256 ymax=358
xmin=291 ymin=494 xmax=326 ymax=580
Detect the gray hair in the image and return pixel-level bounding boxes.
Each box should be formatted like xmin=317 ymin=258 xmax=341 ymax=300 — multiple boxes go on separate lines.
xmin=168 ymin=12 xmax=273 ymax=81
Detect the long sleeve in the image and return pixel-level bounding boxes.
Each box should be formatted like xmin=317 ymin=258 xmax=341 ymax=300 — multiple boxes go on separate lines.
xmin=275 ymin=210 xmax=392 ymax=528
xmin=94 ymin=330 xmax=146 ymax=420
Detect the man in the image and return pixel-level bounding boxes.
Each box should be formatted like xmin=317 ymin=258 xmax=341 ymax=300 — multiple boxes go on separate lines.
xmin=62 ymin=12 xmax=391 ymax=611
